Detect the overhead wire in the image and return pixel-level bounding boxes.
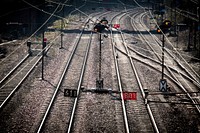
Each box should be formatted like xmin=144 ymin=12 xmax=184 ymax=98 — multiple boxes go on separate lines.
xmin=23 ymin=0 xmax=200 ymax=63
xmin=51 ymin=0 xmax=199 ymax=63
xmin=0 ymin=4 xmax=42 ymax=19
xmin=0 ymin=2 xmax=63 ymax=87
xmin=114 ymin=0 xmax=200 ymax=81
xmin=1 ymin=0 xmax=198 ymax=75
xmin=165 ymin=6 xmax=199 ymax=22
xmin=0 ymin=1 xmax=62 ymax=64
xmin=189 ymin=0 xmax=199 ymax=5
xmin=131 ymin=0 xmax=200 ymax=77
xmin=23 ymin=0 xmax=91 ymax=59
xmin=149 ymin=0 xmax=199 ymax=22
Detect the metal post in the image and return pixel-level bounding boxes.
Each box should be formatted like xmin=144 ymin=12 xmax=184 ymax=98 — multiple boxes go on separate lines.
xmin=99 ymin=33 xmax=102 ymax=81
xmin=96 ymin=32 xmax=104 ymax=90
xmin=174 ymin=4 xmax=177 ymax=36
xmin=161 ymin=34 xmax=165 ymax=80
xmin=60 ymin=7 xmax=64 ymax=49
xmin=176 ymin=25 xmax=179 ymax=47
xmin=42 ymin=30 xmax=45 ymax=80
xmin=161 ymin=12 xmax=165 ymax=80
xmin=60 ymin=20 xmax=63 ymax=49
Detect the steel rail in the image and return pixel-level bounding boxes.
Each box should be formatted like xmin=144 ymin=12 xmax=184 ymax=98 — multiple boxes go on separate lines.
xmin=109 ymin=10 xmax=137 ymax=133
xmin=117 ymin=8 xmax=199 ymax=83
xmin=0 ymin=54 xmax=29 ymax=85
xmin=138 ymin=12 xmax=200 ymax=113
xmin=130 ymin=11 xmax=190 ymax=88
xmin=116 ymin=44 xmax=200 ymax=113
xmin=131 ymin=12 xmax=188 ymax=90
xmin=130 ymin=11 xmax=200 ymax=113
xmin=36 ymin=20 xmax=88 ymax=133
xmin=110 ymin=29 xmax=130 ymax=133
xmin=67 ymin=31 xmax=93 ymax=133
xmin=117 ymin=12 xmax=159 ymax=133
xmin=0 ymin=34 xmax=59 ymax=110
xmin=36 ymin=8 xmax=113 ymax=132
xmin=127 ymin=10 xmax=200 ymax=92
xmin=67 ymin=9 xmax=114 ymax=132
xmin=0 ymin=57 xmax=41 ymax=110
xmin=127 ymin=45 xmax=200 ymax=88
xmin=147 ymin=10 xmax=200 ymax=80
xmin=115 ymin=45 xmax=189 ymax=90
xmin=139 ymin=13 xmax=200 ymax=86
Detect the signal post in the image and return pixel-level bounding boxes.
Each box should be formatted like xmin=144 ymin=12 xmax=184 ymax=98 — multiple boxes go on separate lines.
xmin=93 ymin=18 xmax=109 ymax=90
xmin=157 ymin=20 xmax=172 ymax=92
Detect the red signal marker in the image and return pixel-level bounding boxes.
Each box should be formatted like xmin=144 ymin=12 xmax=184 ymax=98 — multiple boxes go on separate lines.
xmin=123 ymin=92 xmax=137 ymax=100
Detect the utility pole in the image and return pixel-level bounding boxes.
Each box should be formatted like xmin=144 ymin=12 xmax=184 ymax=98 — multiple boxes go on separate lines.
xmin=60 ymin=21 xmax=63 ymax=49
xmin=158 ymin=20 xmax=172 ymax=92
xmin=60 ymin=7 xmax=64 ymax=49
xmin=198 ymin=7 xmax=200 ymax=58
xmin=97 ymin=32 xmax=103 ymax=89
xmin=161 ymin=33 xmax=165 ymax=80
xmin=161 ymin=12 xmax=165 ymax=80
xmin=99 ymin=33 xmax=102 ymax=81
xmin=160 ymin=21 xmax=172 ymax=81
xmin=94 ymin=18 xmax=108 ymax=90
xmin=41 ymin=29 xmax=47 ymax=80
xmin=174 ymin=2 xmax=177 ymax=36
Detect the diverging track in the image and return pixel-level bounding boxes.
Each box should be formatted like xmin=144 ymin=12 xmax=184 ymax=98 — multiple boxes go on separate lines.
xmin=110 ymin=9 xmax=156 ymax=133
xmin=111 ymin=7 xmax=199 ymax=132
xmin=0 ymin=36 xmax=60 ymax=110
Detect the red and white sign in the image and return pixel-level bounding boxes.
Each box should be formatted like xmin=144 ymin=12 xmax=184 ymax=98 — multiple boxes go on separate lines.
xmin=123 ymin=92 xmax=137 ymax=100
xmin=113 ymin=24 xmax=120 ymax=29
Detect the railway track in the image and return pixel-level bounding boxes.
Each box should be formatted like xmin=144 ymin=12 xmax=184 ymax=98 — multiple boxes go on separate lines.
xmin=36 ymin=10 xmax=113 ymax=132
xmin=35 ymin=17 xmax=92 ymax=132
xmin=0 ymin=1 xmax=199 ymax=132
xmin=110 ymin=9 xmax=157 ymax=132
xmin=139 ymin=11 xmax=200 ymax=86
xmin=112 ymin=6 xmax=199 ymax=132
xmin=0 ymin=36 xmax=59 ymax=110
xmin=129 ymin=10 xmax=200 ymax=112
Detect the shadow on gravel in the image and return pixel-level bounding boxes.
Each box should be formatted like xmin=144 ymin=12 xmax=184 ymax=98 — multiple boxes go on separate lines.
xmin=47 ymin=28 xmax=92 ymax=34
xmin=47 ymin=28 xmax=152 ymax=35
xmin=113 ymin=29 xmax=158 ymax=35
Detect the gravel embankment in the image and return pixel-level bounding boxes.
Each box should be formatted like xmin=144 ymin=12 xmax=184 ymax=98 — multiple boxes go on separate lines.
xmin=0 ymin=20 xmax=83 ymax=132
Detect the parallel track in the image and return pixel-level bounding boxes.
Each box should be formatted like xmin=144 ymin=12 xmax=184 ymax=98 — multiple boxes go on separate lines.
xmin=129 ymin=11 xmax=200 ymax=112
xmin=0 ymin=37 xmax=59 ymax=110
xmin=36 ymin=10 xmax=112 ymax=132
xmin=36 ymin=18 xmax=91 ymax=132
xmin=110 ymin=10 xmax=157 ymax=132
